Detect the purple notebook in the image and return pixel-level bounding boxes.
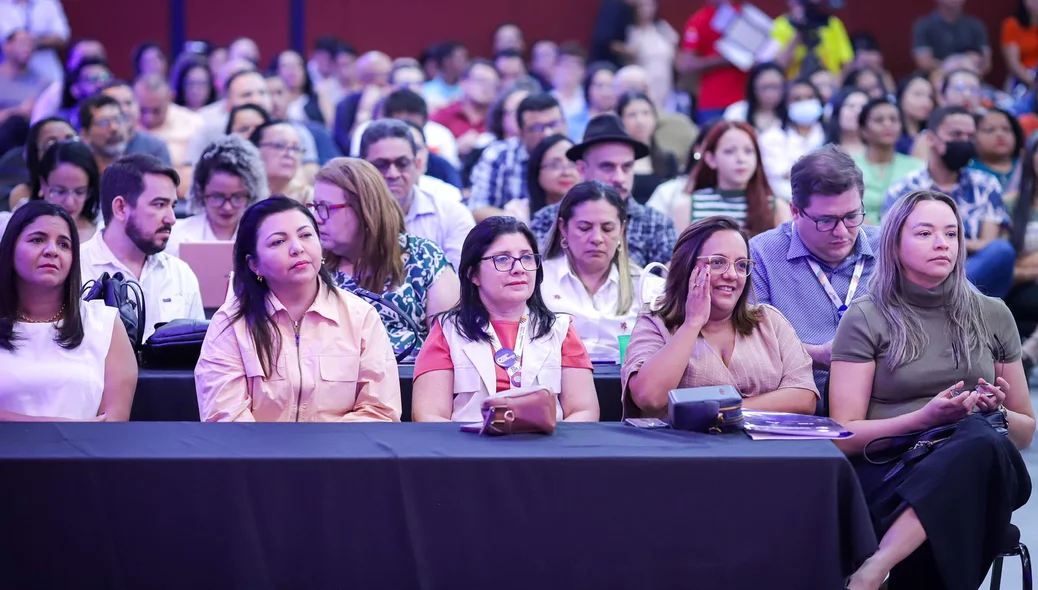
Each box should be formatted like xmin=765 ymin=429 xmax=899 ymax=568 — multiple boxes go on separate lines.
xmin=742 ymin=411 xmax=854 ymax=440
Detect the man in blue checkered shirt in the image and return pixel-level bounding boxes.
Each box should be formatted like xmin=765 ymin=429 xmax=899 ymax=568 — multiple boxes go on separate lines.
xmin=528 ymin=114 xmax=677 ymax=266
xmin=468 ymin=93 xmax=566 ymax=221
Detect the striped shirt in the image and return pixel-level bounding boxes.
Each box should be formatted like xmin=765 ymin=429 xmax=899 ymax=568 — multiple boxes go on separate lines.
xmin=467 ymin=137 xmax=529 ymax=210
xmin=748 ymin=221 xmax=881 ymax=396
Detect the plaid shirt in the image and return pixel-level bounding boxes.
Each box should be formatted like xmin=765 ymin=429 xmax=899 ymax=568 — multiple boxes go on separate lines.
xmin=882 ymin=166 xmax=1009 ymax=239
xmin=529 ymin=199 xmax=677 ymax=266
xmin=467 ymin=137 xmax=529 ymax=210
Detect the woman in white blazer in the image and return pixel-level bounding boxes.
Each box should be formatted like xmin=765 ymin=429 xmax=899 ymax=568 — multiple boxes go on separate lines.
xmin=412 ymin=216 xmax=600 ymax=422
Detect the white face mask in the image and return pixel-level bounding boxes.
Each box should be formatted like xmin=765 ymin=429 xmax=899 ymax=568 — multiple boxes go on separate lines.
xmin=787 ymin=98 xmax=823 ymax=125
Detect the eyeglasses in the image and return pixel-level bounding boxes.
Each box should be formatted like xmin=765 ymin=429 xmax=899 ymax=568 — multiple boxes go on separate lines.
xmin=481 ymin=253 xmax=542 ymax=272
xmin=91 ymin=115 xmax=125 ymax=129
xmin=306 ymin=201 xmax=349 ymax=221
xmin=696 ymin=255 xmax=755 ymax=277
xmin=542 ymin=158 xmax=577 ymax=173
xmin=526 ymin=120 xmax=563 ymax=134
xmin=203 ymin=192 xmax=251 ymax=208
xmin=46 ymin=186 xmax=89 ymax=202
xmin=800 ymin=210 xmax=867 ymax=232
xmin=369 ymin=156 xmax=414 ymax=175
xmin=259 ymin=141 xmax=305 ymax=156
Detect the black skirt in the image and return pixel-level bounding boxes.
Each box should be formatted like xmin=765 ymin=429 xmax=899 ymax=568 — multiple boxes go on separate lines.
xmin=852 ymin=414 xmax=1032 ymax=590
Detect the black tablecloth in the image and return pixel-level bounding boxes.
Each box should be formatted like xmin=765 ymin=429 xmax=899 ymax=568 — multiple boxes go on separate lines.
xmin=132 ymin=363 xmax=625 ymax=422
xmin=0 ymin=423 xmax=876 ymax=589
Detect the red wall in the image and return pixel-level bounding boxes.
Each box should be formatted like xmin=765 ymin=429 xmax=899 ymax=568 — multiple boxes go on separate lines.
xmin=66 ymin=0 xmax=1017 ymax=84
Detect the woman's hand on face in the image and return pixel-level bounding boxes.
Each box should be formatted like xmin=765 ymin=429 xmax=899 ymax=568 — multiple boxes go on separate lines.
xmin=919 ymin=381 xmax=979 ymax=429
xmin=973 ymin=377 xmax=1008 ymax=413
xmin=683 ymin=265 xmax=712 ymax=329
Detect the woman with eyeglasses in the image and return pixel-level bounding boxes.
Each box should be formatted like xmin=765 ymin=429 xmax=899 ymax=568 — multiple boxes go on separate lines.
xmin=310 ymin=158 xmax=460 ymax=359
xmin=412 ymin=216 xmax=599 ymax=422
xmin=622 ymin=216 xmax=818 ymax=419
xmin=195 ymin=196 xmax=401 ymax=422
xmin=166 ymin=135 xmax=269 ymax=258
xmin=249 ymin=119 xmax=312 ymax=205
xmin=4 ymin=117 xmax=78 ymax=212
xmin=832 ymin=191 xmax=1034 ymax=590
xmin=1 ymin=140 xmax=101 ymax=243
xmin=540 ymin=181 xmax=664 ymax=362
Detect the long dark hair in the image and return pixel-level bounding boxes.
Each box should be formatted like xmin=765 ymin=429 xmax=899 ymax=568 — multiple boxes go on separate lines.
xmin=0 ymin=201 xmax=84 ymax=351
xmin=440 ymin=217 xmax=555 ymax=343
xmin=132 ymin=41 xmax=166 ymax=78
xmin=229 ymin=196 xmax=337 ymax=377
xmin=617 ymin=91 xmax=673 ymax=177
xmin=1016 ymin=0 xmax=1034 ymax=28
xmin=583 ymin=61 xmax=617 ymax=108
xmin=172 ymin=56 xmax=215 ymax=108
xmin=976 ymin=108 xmax=1024 ymax=162
xmin=857 ymin=96 xmax=903 ymax=147
xmin=826 ymin=88 xmax=869 ymax=144
xmin=269 ymin=50 xmax=316 ymax=98
xmin=687 ymin=122 xmax=776 ymax=236
xmin=24 ymin=117 xmax=75 ymax=177
xmin=654 ymin=216 xmax=761 ymax=335
xmin=896 ymin=73 xmax=934 ymax=130
xmin=526 ymin=134 xmax=574 ymax=218
xmin=543 ymin=181 xmax=634 ymax=315
xmin=31 ymin=140 xmax=101 ymax=223
xmin=1011 ymin=133 xmax=1038 ymax=251
xmin=746 ymin=62 xmax=788 ymax=129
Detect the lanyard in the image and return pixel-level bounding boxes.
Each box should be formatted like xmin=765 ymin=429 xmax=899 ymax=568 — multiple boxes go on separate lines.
xmin=806 ymin=258 xmax=864 ymax=321
xmin=487 ymin=310 xmax=528 ymax=388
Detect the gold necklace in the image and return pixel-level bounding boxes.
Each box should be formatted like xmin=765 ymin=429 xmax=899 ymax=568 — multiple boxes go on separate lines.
xmin=18 ymin=303 xmax=66 ymax=324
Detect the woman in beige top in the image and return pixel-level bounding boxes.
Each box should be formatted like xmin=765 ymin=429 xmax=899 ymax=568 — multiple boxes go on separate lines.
xmin=622 ymin=216 xmax=818 ymax=419
xmin=832 ymin=191 xmax=1035 ymax=590
xmin=194 ymin=196 xmax=401 ymax=422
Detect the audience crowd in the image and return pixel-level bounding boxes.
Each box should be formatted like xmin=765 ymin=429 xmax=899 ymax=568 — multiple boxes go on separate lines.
xmin=3 ymin=0 xmax=1038 ymax=587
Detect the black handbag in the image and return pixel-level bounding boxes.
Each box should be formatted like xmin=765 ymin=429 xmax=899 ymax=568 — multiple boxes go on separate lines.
xmin=863 ymin=410 xmax=1009 ymax=482
xmin=668 ymin=385 xmax=746 ymax=434
xmin=139 ymin=319 xmax=210 ymax=368
xmin=82 ymin=272 xmax=146 ymax=351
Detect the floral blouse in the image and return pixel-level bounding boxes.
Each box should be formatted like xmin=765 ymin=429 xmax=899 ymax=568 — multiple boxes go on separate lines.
xmin=333 ymin=233 xmax=450 ymax=358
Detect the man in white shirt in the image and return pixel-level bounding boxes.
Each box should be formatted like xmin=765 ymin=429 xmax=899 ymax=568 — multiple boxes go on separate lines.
xmin=0 ymin=0 xmax=68 ymax=84
xmin=80 ymin=154 xmax=204 ymax=341
xmin=360 ymin=119 xmax=474 ymax=270
xmin=134 ymin=74 xmax=204 ymax=192
xmin=403 ymin=121 xmax=463 ymax=202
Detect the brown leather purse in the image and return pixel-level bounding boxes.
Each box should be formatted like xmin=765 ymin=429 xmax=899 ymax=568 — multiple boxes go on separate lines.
xmin=478 ymin=387 xmax=558 ymax=435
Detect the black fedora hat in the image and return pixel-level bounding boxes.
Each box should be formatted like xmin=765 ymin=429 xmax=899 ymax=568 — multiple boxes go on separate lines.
xmin=566 ymin=114 xmax=651 ymax=162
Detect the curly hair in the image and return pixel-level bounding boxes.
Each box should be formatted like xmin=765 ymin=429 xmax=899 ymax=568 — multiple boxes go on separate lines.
xmin=188 ymin=135 xmax=269 ymax=214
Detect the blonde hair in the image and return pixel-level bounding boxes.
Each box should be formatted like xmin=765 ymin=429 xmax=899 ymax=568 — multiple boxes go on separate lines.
xmin=870 ymin=190 xmax=986 ymax=370
xmin=315 ymin=157 xmax=405 ymax=292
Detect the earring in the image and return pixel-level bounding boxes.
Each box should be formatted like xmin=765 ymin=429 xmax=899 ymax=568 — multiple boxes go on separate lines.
xmin=320 ymin=257 xmax=326 ymax=265
xmin=560 ymin=238 xmax=569 ymax=249
xmin=617 ymin=244 xmax=623 ymax=252
xmin=256 ymin=274 xmax=264 ymax=283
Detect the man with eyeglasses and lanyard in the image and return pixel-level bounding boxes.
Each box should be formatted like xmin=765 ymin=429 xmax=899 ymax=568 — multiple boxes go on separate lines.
xmin=749 ymin=145 xmax=880 ymax=413
xmin=360 ymin=118 xmax=475 ymax=270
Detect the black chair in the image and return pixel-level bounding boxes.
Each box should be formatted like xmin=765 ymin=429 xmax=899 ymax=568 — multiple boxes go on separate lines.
xmin=991 ymin=524 xmax=1032 ymax=590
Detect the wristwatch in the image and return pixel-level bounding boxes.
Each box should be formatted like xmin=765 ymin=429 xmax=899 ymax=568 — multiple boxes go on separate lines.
xmin=999 ymin=404 xmax=1010 ymax=426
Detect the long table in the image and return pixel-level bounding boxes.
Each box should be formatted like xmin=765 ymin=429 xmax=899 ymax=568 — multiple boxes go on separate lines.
xmin=0 ymin=422 xmax=877 ymax=589
xmin=132 ymin=363 xmax=625 ymax=422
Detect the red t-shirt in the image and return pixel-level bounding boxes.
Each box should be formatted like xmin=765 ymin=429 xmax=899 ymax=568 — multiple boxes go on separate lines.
xmin=682 ymin=3 xmax=749 ymax=111
xmin=430 ymin=101 xmax=487 ymax=139
xmin=414 ymin=319 xmax=593 ymax=393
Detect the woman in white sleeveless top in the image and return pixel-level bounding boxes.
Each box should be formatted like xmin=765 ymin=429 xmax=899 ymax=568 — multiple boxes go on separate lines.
xmin=0 ymin=201 xmax=137 ymax=421
xmin=412 ymin=216 xmax=600 ymax=422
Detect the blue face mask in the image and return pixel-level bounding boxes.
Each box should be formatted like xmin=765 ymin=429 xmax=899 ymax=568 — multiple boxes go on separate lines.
xmin=788 ymin=99 xmax=823 ymax=125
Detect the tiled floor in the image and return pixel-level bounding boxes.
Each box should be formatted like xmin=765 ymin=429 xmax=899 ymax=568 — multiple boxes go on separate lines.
xmin=979 ymin=387 xmax=1037 ymax=590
